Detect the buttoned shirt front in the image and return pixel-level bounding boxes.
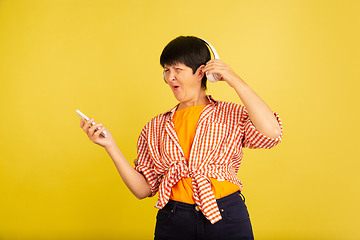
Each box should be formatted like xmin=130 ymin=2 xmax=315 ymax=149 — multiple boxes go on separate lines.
xmin=135 ymin=96 xmax=283 ymax=224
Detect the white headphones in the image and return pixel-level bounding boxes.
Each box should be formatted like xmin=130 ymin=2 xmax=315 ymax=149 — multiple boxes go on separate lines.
xmin=199 ymin=38 xmax=222 ymax=82
xmin=163 ymin=37 xmax=222 ymax=83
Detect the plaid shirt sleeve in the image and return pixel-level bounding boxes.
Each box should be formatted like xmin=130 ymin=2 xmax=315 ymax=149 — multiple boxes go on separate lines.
xmin=241 ymin=107 xmax=283 ymax=149
xmin=134 ymin=125 xmax=161 ymax=197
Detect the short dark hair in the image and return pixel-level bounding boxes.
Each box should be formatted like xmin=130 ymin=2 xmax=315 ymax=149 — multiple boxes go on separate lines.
xmin=160 ymin=36 xmax=211 ymax=90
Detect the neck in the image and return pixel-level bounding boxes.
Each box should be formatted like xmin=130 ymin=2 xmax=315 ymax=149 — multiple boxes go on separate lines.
xmin=177 ymin=90 xmax=209 ymax=111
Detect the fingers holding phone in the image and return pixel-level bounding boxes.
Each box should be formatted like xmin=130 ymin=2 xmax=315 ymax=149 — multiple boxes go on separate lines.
xmin=86 ymin=119 xmax=103 ymax=136
xmin=77 ymin=110 xmax=107 ymax=137
xmin=85 ymin=118 xmax=113 ymax=148
xmin=77 ymin=110 xmax=114 ymax=148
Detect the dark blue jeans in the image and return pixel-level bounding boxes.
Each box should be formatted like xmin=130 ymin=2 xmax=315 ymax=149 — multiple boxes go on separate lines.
xmin=154 ymin=191 xmax=254 ymax=240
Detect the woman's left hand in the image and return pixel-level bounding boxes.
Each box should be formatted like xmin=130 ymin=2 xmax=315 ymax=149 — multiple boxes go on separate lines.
xmin=202 ymin=59 xmax=244 ymax=88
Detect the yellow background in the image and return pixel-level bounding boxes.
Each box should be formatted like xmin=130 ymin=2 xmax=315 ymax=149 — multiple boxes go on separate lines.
xmin=1 ymin=0 xmax=359 ymax=239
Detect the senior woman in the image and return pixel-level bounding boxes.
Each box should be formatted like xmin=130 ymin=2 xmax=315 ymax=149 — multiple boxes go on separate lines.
xmin=80 ymin=36 xmax=283 ymax=240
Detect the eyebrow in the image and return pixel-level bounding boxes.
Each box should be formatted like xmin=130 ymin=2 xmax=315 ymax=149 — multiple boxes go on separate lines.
xmin=164 ymin=64 xmax=182 ymax=69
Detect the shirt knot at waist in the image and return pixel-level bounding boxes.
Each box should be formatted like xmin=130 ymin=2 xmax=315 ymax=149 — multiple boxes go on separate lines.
xmin=157 ymin=161 xmax=222 ymax=224
xmin=167 ymin=161 xmax=211 ymax=183
xmin=167 ymin=160 xmax=189 ymax=179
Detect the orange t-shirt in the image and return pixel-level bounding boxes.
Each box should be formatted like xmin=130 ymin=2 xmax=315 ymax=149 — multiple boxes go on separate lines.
xmin=170 ymin=104 xmax=239 ymax=204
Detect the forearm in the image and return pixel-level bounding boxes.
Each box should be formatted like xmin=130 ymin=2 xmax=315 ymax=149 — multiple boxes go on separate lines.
xmin=202 ymin=59 xmax=281 ymax=139
xmin=105 ymin=144 xmax=151 ymax=199
xmin=233 ymin=79 xmax=281 ymax=139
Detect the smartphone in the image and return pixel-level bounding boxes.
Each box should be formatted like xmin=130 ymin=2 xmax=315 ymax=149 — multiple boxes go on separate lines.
xmin=76 ymin=110 xmax=107 ymax=137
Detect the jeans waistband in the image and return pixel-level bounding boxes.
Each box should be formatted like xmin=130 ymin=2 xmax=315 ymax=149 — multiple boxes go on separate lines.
xmin=164 ymin=191 xmax=244 ymax=212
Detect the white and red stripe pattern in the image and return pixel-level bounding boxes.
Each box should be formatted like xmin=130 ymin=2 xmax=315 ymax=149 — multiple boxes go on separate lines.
xmin=135 ymin=96 xmax=283 ymax=224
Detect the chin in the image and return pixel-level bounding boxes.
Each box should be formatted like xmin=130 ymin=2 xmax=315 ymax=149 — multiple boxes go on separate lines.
xmin=173 ymin=92 xmax=185 ymax=102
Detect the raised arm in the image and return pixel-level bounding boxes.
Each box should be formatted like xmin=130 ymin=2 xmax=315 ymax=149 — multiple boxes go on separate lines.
xmin=203 ymin=60 xmax=281 ymax=139
xmin=80 ymin=117 xmax=151 ymax=199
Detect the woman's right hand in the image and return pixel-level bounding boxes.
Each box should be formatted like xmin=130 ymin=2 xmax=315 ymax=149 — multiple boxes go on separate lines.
xmin=80 ymin=117 xmax=115 ymax=149
xmin=80 ymin=117 xmax=151 ymax=199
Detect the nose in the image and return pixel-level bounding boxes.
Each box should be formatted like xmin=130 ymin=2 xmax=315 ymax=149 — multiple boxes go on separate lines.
xmin=164 ymin=70 xmax=176 ymax=83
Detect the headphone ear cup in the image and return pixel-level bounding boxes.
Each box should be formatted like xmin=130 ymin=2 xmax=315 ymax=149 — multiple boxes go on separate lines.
xmin=206 ymin=72 xmax=222 ymax=82
xmin=206 ymin=74 xmax=216 ymax=82
xmin=207 ymin=73 xmax=216 ymax=82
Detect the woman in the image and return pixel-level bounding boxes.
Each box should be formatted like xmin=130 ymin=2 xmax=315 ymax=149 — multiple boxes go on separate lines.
xmin=80 ymin=36 xmax=283 ymax=240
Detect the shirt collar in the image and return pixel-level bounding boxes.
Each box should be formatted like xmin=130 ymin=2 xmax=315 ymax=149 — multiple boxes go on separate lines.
xmin=164 ymin=95 xmax=218 ymax=120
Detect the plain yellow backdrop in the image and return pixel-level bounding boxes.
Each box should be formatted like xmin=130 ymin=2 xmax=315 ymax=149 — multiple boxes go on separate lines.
xmin=1 ymin=0 xmax=359 ymax=239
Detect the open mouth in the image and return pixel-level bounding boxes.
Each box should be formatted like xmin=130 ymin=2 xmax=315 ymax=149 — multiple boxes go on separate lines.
xmin=173 ymin=86 xmax=180 ymax=90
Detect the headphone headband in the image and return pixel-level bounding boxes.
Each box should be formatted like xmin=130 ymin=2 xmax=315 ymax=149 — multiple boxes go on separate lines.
xmin=199 ymin=38 xmax=221 ymax=82
xmin=198 ymin=38 xmax=220 ymax=60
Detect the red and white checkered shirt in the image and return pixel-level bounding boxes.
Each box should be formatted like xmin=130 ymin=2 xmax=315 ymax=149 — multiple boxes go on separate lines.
xmin=135 ymin=96 xmax=283 ymax=224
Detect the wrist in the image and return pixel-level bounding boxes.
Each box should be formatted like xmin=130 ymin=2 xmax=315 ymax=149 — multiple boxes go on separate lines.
xmin=231 ymin=76 xmax=248 ymax=91
xmin=104 ymin=141 xmax=119 ymax=154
